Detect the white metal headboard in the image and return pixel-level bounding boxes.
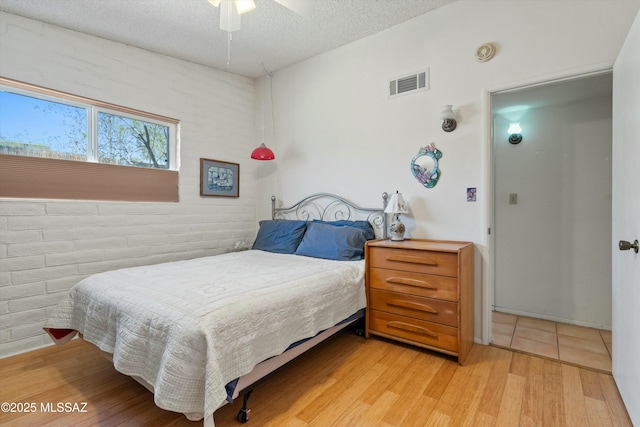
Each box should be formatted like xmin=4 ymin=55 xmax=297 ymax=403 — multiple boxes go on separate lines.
xmin=271 ymin=192 xmax=389 ymax=239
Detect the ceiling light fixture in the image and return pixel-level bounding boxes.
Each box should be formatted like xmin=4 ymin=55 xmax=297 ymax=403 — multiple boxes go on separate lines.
xmin=235 ymin=0 xmax=257 ymax=14
xmin=208 ymin=0 xmax=252 ymax=32
xmin=208 ymin=0 xmax=312 ymax=32
xmin=208 ymin=0 xmax=255 ymax=14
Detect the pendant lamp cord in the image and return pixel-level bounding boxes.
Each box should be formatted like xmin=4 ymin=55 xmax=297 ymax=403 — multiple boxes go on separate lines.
xmin=260 ymin=63 xmax=274 ymax=145
xmin=261 ymin=72 xmax=265 ymax=144
xmin=226 ymin=31 xmax=232 ymax=71
xmin=225 ymin=0 xmax=232 ymax=71
xmin=261 ymin=63 xmax=276 ymax=147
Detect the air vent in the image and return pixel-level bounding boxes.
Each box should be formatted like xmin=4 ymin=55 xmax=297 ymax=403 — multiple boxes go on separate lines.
xmin=388 ymin=69 xmax=429 ymax=98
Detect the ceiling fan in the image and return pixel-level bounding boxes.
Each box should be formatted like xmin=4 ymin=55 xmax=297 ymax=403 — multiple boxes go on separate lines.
xmin=208 ymin=0 xmax=314 ymax=32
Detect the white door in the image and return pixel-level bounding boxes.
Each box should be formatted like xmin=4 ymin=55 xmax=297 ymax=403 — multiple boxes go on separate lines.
xmin=611 ymin=11 xmax=640 ymax=426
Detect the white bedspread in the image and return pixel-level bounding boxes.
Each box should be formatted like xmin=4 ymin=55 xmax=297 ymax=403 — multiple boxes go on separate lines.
xmin=44 ymin=250 xmax=366 ymax=421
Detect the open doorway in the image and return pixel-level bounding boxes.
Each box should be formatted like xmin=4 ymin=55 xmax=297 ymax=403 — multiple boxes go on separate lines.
xmin=490 ymin=72 xmax=613 ymax=372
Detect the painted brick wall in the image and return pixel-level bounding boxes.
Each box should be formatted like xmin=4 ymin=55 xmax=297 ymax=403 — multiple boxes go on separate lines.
xmin=0 ymin=12 xmax=259 ymax=357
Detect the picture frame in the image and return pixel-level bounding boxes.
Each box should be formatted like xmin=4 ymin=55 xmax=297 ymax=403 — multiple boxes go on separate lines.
xmin=200 ymin=158 xmax=239 ymax=198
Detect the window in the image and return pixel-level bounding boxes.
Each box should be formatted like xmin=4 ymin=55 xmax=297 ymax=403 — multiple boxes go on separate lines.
xmin=0 ymin=82 xmax=177 ymax=170
xmin=97 ymin=111 xmax=171 ymax=169
xmin=0 ymin=77 xmax=179 ymax=202
xmin=0 ymin=91 xmax=88 ymax=161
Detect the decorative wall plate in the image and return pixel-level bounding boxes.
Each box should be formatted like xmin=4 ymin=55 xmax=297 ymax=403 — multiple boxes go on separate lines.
xmin=475 ymin=43 xmax=496 ymax=62
xmin=411 ymin=143 xmax=442 ymax=188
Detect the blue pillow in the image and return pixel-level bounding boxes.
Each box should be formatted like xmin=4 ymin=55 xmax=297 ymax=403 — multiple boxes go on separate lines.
xmin=252 ymin=220 xmax=307 ymax=254
xmin=312 ymin=220 xmax=375 ymax=240
xmin=295 ymin=221 xmax=368 ymax=261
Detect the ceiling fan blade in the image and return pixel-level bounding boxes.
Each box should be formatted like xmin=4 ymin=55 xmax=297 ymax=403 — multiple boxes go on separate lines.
xmin=273 ymin=0 xmax=315 ymax=16
xmin=220 ymin=0 xmax=241 ymax=32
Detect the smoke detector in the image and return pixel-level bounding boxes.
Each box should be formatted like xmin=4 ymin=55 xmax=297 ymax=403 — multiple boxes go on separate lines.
xmin=475 ymin=43 xmax=496 ymax=62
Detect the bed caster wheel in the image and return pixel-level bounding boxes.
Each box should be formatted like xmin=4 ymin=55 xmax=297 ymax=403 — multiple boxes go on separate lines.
xmin=237 ymin=408 xmax=250 ymax=423
xmin=355 ymin=328 xmax=365 ymax=337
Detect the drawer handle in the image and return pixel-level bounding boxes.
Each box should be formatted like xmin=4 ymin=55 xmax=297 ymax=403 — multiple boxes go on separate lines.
xmin=386 ymin=277 xmax=437 ymax=290
xmin=386 ymin=255 xmax=438 ymax=266
xmin=387 ymin=321 xmax=438 ymax=338
xmin=388 ymin=299 xmax=438 ymax=314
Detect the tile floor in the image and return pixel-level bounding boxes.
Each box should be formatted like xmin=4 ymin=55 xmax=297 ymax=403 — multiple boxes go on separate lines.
xmin=491 ymin=311 xmax=612 ymax=373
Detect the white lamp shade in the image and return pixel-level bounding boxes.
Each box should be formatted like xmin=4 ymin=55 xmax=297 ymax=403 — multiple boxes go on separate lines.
xmin=439 ymin=105 xmax=455 ymax=120
xmin=236 ymin=0 xmax=256 ymax=14
xmin=385 ymin=192 xmax=408 ymax=214
xmin=508 ymin=123 xmax=522 ymax=135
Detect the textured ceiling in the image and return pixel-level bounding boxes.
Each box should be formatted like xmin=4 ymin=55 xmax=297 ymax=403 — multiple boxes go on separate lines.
xmin=0 ymin=0 xmax=457 ymax=78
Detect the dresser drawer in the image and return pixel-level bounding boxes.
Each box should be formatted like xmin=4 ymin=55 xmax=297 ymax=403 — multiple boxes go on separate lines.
xmin=369 ymin=310 xmax=459 ymax=352
xmin=368 ymin=247 xmax=458 ymax=277
xmin=369 ymin=267 xmax=458 ymax=302
xmin=369 ymin=289 xmax=458 ymax=327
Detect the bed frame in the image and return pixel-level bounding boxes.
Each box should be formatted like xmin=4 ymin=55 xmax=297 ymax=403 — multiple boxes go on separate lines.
xmin=91 ymin=193 xmax=388 ymax=427
xmin=223 ymin=192 xmax=389 ymax=424
xmin=272 ymin=192 xmax=389 ymax=238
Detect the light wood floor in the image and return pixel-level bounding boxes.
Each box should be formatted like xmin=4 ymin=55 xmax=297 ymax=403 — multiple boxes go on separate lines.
xmin=0 ymin=329 xmax=632 ymax=427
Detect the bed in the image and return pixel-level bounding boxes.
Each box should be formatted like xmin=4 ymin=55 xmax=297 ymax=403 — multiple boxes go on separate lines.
xmin=44 ymin=192 xmax=388 ymax=426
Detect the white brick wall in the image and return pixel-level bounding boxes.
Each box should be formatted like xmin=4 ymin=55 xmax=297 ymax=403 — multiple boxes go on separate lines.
xmin=0 ymin=12 xmax=261 ymax=358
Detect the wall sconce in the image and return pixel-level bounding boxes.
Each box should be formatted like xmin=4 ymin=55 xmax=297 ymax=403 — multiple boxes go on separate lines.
xmin=440 ymin=105 xmax=457 ymax=132
xmin=508 ymin=123 xmax=523 ymax=144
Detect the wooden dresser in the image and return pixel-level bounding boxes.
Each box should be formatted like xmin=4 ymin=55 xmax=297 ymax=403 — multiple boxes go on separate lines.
xmin=365 ymin=239 xmax=474 ymax=365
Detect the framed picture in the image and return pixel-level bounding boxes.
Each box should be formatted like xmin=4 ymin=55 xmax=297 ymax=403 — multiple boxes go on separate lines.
xmin=200 ymin=158 xmax=239 ymax=198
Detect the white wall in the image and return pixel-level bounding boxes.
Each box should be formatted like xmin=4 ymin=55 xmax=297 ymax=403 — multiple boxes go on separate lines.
xmin=0 ymin=13 xmax=259 ymax=357
xmin=494 ymin=95 xmax=612 ymax=329
xmin=256 ymin=0 xmax=640 ymax=341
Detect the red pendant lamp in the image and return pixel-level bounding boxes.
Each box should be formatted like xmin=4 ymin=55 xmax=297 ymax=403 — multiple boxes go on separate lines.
xmin=251 ymin=142 xmax=275 ymax=160
xmin=253 ymin=66 xmax=276 ymax=161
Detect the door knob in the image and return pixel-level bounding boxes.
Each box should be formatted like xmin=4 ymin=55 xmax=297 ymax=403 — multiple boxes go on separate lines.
xmin=619 ymin=239 xmax=639 ymax=253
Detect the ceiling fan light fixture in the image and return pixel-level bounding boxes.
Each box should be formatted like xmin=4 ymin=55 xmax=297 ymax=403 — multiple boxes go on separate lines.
xmin=236 ymin=0 xmax=256 ymax=14
xmin=209 ymin=0 xmax=305 ymax=33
